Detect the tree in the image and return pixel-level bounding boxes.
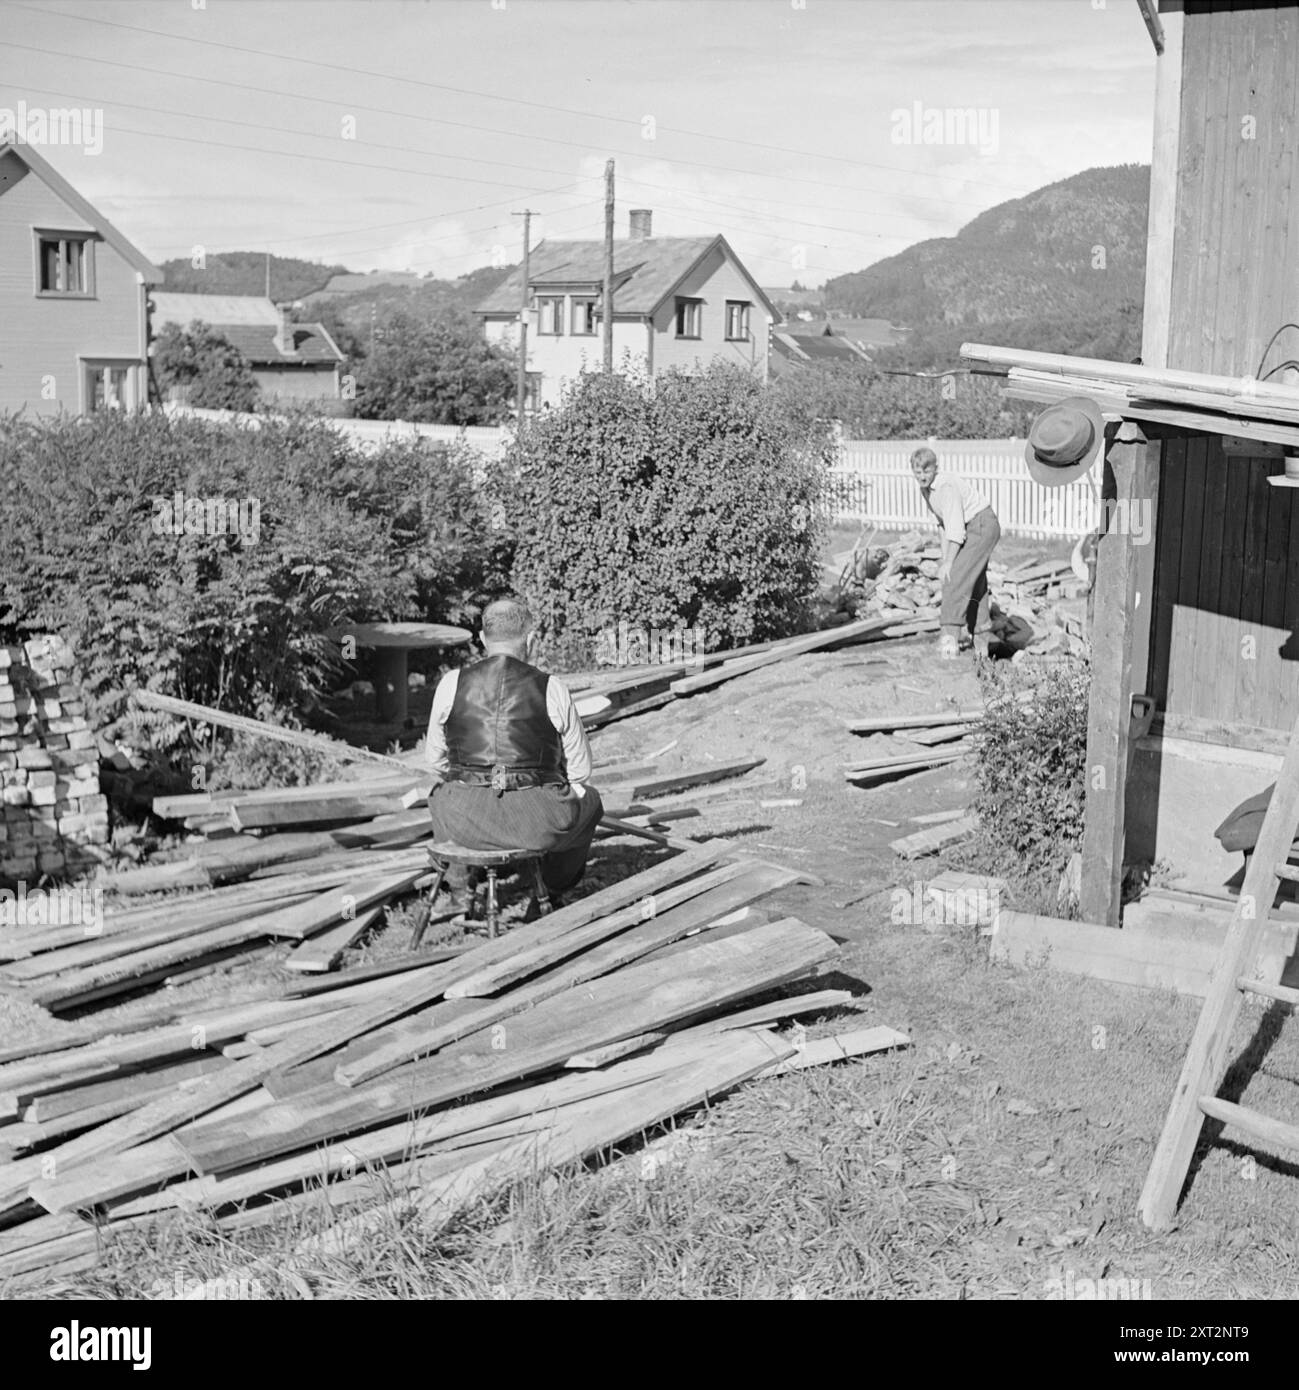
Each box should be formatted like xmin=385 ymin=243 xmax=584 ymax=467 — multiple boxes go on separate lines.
xmin=354 ymin=308 xmax=515 ymax=425
xmin=153 ymin=320 xmax=260 ymax=411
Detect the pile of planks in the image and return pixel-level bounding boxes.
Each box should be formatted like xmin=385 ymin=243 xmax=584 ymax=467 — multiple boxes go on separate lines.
xmin=844 ymin=707 xmax=981 ymax=785
xmin=565 ymin=612 xmax=919 ymax=722
xmin=0 ymin=844 xmax=909 ymax=1280
xmin=0 ymin=707 xmax=786 ymax=1012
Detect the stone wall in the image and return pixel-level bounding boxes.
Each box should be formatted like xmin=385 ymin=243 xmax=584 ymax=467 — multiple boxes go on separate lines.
xmin=0 ymin=637 xmax=110 ymax=885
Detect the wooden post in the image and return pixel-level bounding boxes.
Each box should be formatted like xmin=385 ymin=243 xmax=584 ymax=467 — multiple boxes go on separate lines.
xmin=513 ymin=209 xmax=534 ymax=431
xmin=1141 ymin=1 xmax=1184 ymax=370
xmin=603 ymin=159 xmax=614 ymax=374
xmin=1079 ymin=422 xmax=1160 ymax=927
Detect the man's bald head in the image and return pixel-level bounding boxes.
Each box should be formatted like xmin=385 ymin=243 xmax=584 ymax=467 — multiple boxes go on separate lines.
xmin=481 ymin=597 xmax=535 ymax=658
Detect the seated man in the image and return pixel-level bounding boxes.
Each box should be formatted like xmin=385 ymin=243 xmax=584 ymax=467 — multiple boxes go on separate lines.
xmin=425 ymin=596 xmax=603 ymax=907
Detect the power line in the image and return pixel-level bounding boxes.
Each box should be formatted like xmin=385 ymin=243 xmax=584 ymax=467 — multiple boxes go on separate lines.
xmin=7 ymin=1 xmax=1050 ymax=191
xmin=1 ymin=39 xmax=1037 ymax=218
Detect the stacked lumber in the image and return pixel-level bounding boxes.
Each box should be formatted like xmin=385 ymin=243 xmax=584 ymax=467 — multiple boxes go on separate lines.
xmin=0 ymin=846 xmax=909 ymax=1279
xmin=960 ymin=342 xmax=1299 ymax=450
xmin=0 ymin=637 xmax=111 ymax=884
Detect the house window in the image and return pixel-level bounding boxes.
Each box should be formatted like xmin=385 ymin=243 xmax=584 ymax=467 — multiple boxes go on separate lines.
xmin=674 ymin=297 xmax=702 ymax=339
xmin=725 ymin=301 xmax=751 ymax=341
xmin=82 ymin=360 xmax=135 ymax=412
xmin=536 ymin=297 xmax=564 ymax=335
xmin=36 ymin=233 xmax=93 ymax=295
xmin=571 ymin=297 xmax=598 ymax=336
xmin=524 ymin=371 xmax=542 ymax=413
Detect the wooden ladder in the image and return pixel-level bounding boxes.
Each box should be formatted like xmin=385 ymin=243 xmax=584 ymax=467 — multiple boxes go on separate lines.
xmin=1139 ymin=713 xmax=1299 ymax=1229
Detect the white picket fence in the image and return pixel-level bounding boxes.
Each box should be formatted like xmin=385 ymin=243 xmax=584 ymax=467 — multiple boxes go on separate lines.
xmin=161 ymin=403 xmax=512 ymax=457
xmin=831 ymin=439 xmax=1100 ymax=539
xmin=160 ymin=408 xmax=1094 ymax=540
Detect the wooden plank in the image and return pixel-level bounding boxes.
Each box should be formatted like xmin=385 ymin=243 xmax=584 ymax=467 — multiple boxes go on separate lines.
xmin=445 ymin=860 xmax=754 ymax=999
xmin=24 ymin=1052 xmax=229 ymax=1123
xmin=670 ymin=613 xmax=909 ymax=696
xmin=298 ymin=1029 xmax=797 ymax=1256
xmin=110 ymin=1033 xmax=742 ymax=1219
xmin=330 ymin=862 xmax=804 ymax=1087
xmin=601 ymin=759 xmax=766 ymax=801
xmin=0 ymin=893 xmax=317 ymax=981
xmin=175 ymin=916 xmax=839 ymax=1176
xmin=1141 ymin=0 xmax=1185 ymax=368
xmin=283 ymin=905 xmax=384 ymax=975
xmin=23 ymin=868 xmax=424 ymax=1010
xmin=889 ymin=815 xmax=978 ymax=859
xmin=131 ymin=689 xmax=414 ymax=771
xmin=990 ymin=908 xmax=1222 ymax=995
xmin=844 ymin=748 xmax=970 ymax=782
xmin=897 ymin=724 xmax=976 ymax=746
xmin=1079 ymin=426 xmax=1157 ymax=926
xmin=847 ymin=707 xmax=982 ymax=734
xmin=910 ymin=808 xmax=969 ymax=826
xmin=229 ymin=794 xmax=405 ymax=833
xmin=566 ymin=1033 xmax=667 ymax=1069
xmin=756 ymin=1026 xmax=911 ymax=1076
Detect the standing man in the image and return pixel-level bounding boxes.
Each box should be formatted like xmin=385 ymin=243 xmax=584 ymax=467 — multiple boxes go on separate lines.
xmin=425 ymin=597 xmax=603 ymax=909
xmin=909 ymin=446 xmax=1001 ymax=658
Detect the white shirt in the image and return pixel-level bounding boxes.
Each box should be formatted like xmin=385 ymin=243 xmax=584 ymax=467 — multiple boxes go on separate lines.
xmin=424 ymin=667 xmax=593 ymax=797
xmin=922 ymin=473 xmax=991 ymax=545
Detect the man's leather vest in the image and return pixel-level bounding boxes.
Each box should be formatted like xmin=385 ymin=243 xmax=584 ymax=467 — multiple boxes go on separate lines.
xmin=444 ymin=654 xmax=566 ymax=792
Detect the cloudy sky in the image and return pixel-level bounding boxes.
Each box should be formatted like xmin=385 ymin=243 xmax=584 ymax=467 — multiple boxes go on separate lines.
xmin=0 ymin=0 xmax=1157 ymax=285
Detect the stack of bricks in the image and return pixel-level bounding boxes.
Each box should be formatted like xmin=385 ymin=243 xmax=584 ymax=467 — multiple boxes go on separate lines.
xmin=0 ymin=636 xmax=110 ymax=886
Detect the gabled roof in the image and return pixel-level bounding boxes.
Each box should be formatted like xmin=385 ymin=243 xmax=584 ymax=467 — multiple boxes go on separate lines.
xmin=772 ymin=330 xmax=871 ymax=365
xmin=476 ymin=234 xmax=776 ymax=318
xmin=0 ymin=136 xmax=162 ymax=281
xmin=150 ymin=292 xmax=280 ymax=326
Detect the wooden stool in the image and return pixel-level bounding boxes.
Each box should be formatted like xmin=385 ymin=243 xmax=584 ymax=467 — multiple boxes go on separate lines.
xmin=410 ymin=841 xmax=551 ymax=945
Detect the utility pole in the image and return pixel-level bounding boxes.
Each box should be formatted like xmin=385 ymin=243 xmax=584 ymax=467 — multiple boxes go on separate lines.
xmin=264 ymin=251 xmax=271 ymax=300
xmin=603 ymin=160 xmax=615 ymax=373
xmin=512 ymin=208 xmax=536 ymax=430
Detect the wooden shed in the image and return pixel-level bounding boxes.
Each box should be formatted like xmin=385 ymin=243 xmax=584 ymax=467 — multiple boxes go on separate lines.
xmin=965 ymin=0 xmax=1299 ymax=926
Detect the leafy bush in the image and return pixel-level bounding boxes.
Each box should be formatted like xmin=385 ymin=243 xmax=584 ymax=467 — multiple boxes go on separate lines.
xmin=153 ymin=321 xmax=261 ymax=411
xmin=355 ymin=308 xmax=515 ymax=425
xmin=507 ymin=364 xmax=834 ymax=659
xmin=969 ymin=657 xmax=1090 ymax=887
xmin=0 ymin=410 xmax=514 ymax=761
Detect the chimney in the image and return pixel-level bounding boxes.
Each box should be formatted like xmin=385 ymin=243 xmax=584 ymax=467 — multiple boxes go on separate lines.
xmin=274 ymin=302 xmax=294 ymax=355
xmin=628 ymin=209 xmax=652 ymax=241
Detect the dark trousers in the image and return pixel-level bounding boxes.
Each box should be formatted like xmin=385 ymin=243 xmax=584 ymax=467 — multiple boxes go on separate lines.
xmin=428 ymin=781 xmax=605 ymax=894
xmin=941 ymin=507 xmax=1001 ymax=641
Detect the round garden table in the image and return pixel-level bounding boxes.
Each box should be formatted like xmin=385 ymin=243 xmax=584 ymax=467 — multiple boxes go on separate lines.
xmin=330 ymin=621 xmax=472 ymax=724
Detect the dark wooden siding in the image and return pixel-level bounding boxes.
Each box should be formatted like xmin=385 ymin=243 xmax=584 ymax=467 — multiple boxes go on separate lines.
xmin=1168 ymin=2 xmax=1299 ymax=379
xmin=1149 ymin=430 xmax=1299 ymax=733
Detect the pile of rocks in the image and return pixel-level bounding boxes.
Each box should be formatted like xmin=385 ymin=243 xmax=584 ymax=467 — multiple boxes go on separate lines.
xmin=836 ymin=531 xmax=1090 ymax=657
xmin=0 ymin=637 xmax=110 ymax=885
